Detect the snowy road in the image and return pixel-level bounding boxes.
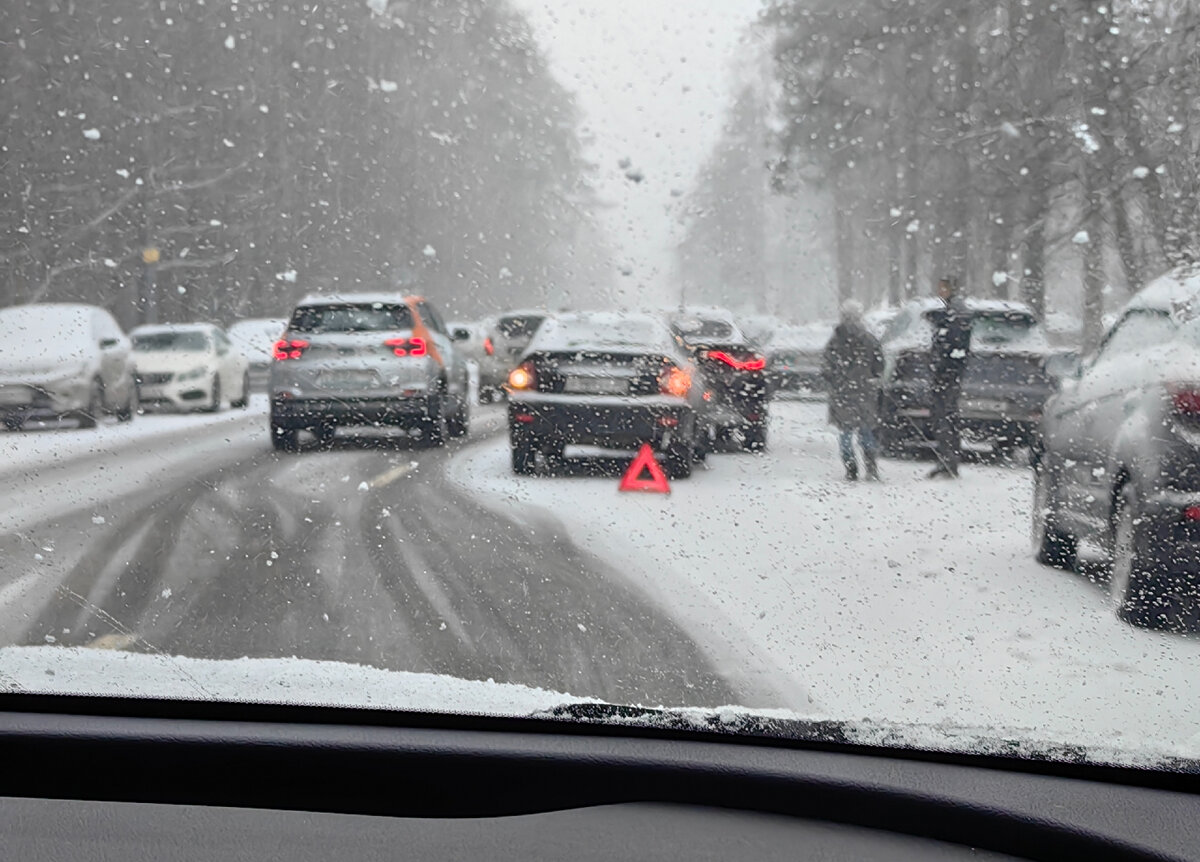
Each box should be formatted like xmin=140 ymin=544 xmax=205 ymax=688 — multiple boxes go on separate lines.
xmin=1 ymin=399 xmax=1198 ymax=756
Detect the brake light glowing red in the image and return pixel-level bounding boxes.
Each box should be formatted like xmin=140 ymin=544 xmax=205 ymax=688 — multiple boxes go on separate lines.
xmin=1170 ymin=385 xmax=1200 ymax=414
xmin=483 ymin=337 xmax=495 ymax=356
xmin=1185 ymin=506 xmax=1200 ymax=522
xmin=384 ymin=337 xmax=427 ymax=357
xmin=273 ymin=339 xmax=309 ymax=360
xmin=660 ymin=366 xmax=692 ymax=398
xmin=707 ymin=350 xmax=766 ymax=372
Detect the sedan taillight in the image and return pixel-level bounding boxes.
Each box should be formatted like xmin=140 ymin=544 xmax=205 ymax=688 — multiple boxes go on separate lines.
xmin=507 ymin=362 xmax=536 ymax=391
xmin=659 ymin=365 xmax=692 ymax=397
xmin=706 ymin=349 xmax=766 ymax=372
xmin=273 ymin=339 xmax=309 ymax=360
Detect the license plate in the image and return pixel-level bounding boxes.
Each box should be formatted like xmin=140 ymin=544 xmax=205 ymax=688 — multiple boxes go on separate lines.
xmin=0 ymin=387 xmax=31 ymax=406
xmin=566 ymin=376 xmax=627 ymax=395
xmin=318 ymin=370 xmax=379 ymax=389
xmin=962 ymin=398 xmax=1007 ymax=414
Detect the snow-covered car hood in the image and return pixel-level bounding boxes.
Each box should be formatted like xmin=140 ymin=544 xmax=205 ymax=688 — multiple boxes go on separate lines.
xmin=133 ymin=351 xmax=217 ymax=374
xmin=0 ymin=341 xmax=93 ymax=376
xmin=2 ymin=647 xmax=1195 ymax=771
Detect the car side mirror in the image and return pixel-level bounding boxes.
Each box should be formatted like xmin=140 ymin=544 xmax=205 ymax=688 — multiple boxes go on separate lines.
xmin=451 ymin=327 xmax=471 ymax=342
xmin=99 ymin=338 xmax=120 ymax=349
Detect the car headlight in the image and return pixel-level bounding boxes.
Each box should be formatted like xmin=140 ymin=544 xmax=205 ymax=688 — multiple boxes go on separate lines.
xmin=176 ymin=366 xmax=210 ymax=381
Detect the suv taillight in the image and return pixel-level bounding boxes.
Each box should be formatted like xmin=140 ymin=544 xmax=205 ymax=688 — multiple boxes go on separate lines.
xmin=659 ymin=365 xmax=692 ymax=397
xmin=273 ymin=339 xmax=309 ymax=360
xmin=384 ymin=337 xmax=427 ymax=357
xmin=1169 ymin=384 xmax=1200 ymax=414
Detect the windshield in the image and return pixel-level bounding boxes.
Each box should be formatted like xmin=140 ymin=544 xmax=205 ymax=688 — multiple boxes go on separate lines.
xmin=133 ymin=332 xmax=210 ymax=352
xmin=3 ymin=0 xmax=1200 ymax=774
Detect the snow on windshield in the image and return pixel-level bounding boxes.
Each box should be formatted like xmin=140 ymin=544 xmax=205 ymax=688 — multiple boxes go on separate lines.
xmin=2 ymin=0 xmax=1200 ymax=771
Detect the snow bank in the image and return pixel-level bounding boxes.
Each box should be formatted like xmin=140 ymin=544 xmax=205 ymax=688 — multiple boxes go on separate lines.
xmin=447 ymin=401 xmax=1200 ymax=760
xmin=0 ymin=646 xmax=595 ymax=716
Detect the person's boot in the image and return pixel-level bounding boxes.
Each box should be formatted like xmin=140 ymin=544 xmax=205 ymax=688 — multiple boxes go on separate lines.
xmin=864 ymin=456 xmax=880 ymax=482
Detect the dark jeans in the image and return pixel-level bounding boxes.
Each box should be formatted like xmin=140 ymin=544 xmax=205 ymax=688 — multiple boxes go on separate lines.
xmin=931 ymin=375 xmax=962 ymax=473
xmin=839 ymin=426 xmax=878 ymax=474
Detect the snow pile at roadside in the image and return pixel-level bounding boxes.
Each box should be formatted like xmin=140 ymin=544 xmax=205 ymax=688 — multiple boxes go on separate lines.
xmin=447 ymin=401 xmax=1200 ymax=759
xmin=0 ymin=646 xmax=596 ymax=716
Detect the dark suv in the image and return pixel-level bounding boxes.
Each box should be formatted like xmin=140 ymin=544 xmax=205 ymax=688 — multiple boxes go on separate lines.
xmin=877 ymin=299 xmax=1056 ymax=457
xmin=1034 ymin=265 xmax=1200 ymax=629
xmin=668 ymin=307 xmax=769 ymax=452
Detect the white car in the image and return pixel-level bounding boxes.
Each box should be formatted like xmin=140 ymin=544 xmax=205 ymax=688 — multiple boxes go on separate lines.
xmin=227 ymin=317 xmax=287 ymax=390
xmin=0 ymin=303 xmax=137 ymax=430
xmin=132 ymin=323 xmax=250 ymax=412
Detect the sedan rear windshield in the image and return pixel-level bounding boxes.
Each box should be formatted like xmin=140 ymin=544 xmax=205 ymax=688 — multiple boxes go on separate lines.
xmin=674 ymin=319 xmax=734 ymax=340
xmin=290 ymin=304 xmax=413 ymax=333
xmin=133 ymin=332 xmax=209 ymax=352
xmin=497 ymin=315 xmax=545 ymax=339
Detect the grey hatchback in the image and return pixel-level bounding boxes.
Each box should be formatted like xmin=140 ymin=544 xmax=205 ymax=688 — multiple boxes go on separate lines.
xmin=269 ymin=293 xmax=470 ymax=451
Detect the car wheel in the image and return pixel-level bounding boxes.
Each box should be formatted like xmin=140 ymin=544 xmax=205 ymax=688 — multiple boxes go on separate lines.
xmin=231 ymin=372 xmax=250 ymax=409
xmin=424 ymin=391 xmax=447 ymax=447
xmin=76 ymin=380 xmax=103 ymax=429
xmin=742 ymin=422 xmax=767 ymax=453
xmin=315 ymin=422 xmax=337 ymax=448
xmin=271 ymin=422 xmax=299 ymax=453
xmin=447 ymin=394 xmax=469 ymax=438
xmin=664 ymin=436 xmax=694 ymax=479
xmin=1110 ymin=483 xmax=1173 ymax=628
xmin=3 ymin=414 xmax=23 ymax=432
xmin=204 ymin=376 xmax=222 ymax=412
xmin=1032 ymin=457 xmax=1076 ymax=569
xmin=511 ymin=436 xmax=537 ymax=475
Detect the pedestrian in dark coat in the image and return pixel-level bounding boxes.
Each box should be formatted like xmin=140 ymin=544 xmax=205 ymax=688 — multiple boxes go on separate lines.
xmin=822 ymin=300 xmax=884 ymax=481
xmin=928 ymin=277 xmax=972 ymax=478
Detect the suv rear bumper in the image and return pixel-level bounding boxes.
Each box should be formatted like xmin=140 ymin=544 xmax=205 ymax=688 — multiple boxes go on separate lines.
xmin=271 ymin=396 xmax=436 ymax=428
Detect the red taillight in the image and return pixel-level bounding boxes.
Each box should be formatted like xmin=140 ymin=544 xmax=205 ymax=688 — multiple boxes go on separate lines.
xmin=659 ymin=366 xmax=692 ymax=397
xmin=707 ymin=350 xmax=766 ymax=372
xmin=1184 ymin=506 xmax=1200 ymax=522
xmin=384 ymin=337 xmax=427 ymax=357
xmin=273 ymin=339 xmax=309 ymax=360
xmin=1170 ymin=385 xmax=1200 ymax=414
xmin=483 ymin=336 xmax=495 ymax=356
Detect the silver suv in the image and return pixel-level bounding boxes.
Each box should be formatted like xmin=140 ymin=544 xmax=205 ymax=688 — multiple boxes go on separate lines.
xmin=269 ymin=293 xmax=471 ymax=451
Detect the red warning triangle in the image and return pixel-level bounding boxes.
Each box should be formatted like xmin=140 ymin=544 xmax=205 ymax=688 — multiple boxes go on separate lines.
xmin=619 ymin=443 xmax=670 ymax=493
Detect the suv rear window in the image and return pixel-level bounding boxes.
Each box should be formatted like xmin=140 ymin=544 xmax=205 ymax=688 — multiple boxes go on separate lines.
xmin=290 ymin=303 xmax=413 ymax=333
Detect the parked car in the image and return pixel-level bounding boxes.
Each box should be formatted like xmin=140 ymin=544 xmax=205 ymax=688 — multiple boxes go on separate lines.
xmin=227 ymin=318 xmax=287 ymax=391
xmin=668 ymin=306 xmax=769 ymax=451
xmin=505 ymin=311 xmax=716 ymax=477
xmin=877 ymin=298 xmax=1056 ymax=457
xmin=132 ymin=323 xmax=250 ymax=413
xmin=269 ymin=293 xmax=471 ymax=451
xmin=0 ymin=303 xmax=136 ymax=430
xmin=1034 ymin=264 xmax=1200 ymax=629
xmin=762 ymin=321 xmax=835 ymax=397
xmin=478 ymin=310 xmax=549 ymax=401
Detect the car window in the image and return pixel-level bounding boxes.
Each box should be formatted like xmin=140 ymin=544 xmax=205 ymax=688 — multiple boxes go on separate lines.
xmin=133 ymin=332 xmax=211 ymax=352
xmin=289 ymin=304 xmax=414 ymax=333
xmin=497 ymin=315 xmax=545 ymax=339
xmin=417 ymin=301 xmax=448 ymax=336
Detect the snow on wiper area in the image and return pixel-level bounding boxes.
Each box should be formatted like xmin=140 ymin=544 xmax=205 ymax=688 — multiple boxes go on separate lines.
xmin=538 ymin=702 xmax=1200 ymax=774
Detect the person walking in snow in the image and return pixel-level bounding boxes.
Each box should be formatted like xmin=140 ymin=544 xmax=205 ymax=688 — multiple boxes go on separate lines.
xmin=927 ymin=276 xmax=972 ymax=479
xmin=822 ymin=299 xmax=884 ymax=481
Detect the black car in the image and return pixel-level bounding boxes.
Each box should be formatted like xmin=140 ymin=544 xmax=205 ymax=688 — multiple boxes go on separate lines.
xmin=505 ymin=312 xmax=713 ymax=478
xmin=762 ymin=322 xmax=833 ymax=397
xmin=669 ymin=307 xmax=769 ymax=452
xmin=1034 ymin=266 xmax=1200 ymax=628
xmin=877 ymin=299 xmax=1056 ymax=456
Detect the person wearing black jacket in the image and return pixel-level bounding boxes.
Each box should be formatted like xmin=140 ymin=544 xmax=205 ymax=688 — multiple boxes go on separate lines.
xmin=928 ymin=277 xmax=972 ymax=479
xmin=822 ymin=300 xmax=884 ymax=481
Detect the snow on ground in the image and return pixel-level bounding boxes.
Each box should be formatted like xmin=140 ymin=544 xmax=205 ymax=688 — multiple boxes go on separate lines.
xmin=0 ymin=646 xmax=594 ymax=715
xmin=449 ymin=401 xmax=1200 ymax=759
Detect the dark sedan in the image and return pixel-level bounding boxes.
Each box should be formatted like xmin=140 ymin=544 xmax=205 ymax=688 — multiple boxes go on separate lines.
xmin=1034 ymin=267 xmax=1200 ymax=629
xmin=505 ymin=312 xmax=714 ymax=478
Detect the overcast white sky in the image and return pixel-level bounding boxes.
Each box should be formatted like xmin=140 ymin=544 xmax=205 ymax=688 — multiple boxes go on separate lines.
xmin=510 ymin=0 xmax=766 ymax=299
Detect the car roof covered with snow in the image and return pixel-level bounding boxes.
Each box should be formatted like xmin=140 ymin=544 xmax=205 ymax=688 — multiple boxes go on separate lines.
xmin=668 ymin=305 xmax=749 ymax=344
xmin=0 ymin=303 xmax=99 ymax=338
xmin=527 ymin=311 xmax=676 ymax=354
xmin=132 ymin=322 xmax=219 ymax=336
xmin=294 ymin=292 xmax=415 ymax=308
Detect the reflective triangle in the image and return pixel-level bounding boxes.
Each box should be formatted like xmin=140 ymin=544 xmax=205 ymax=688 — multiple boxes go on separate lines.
xmin=618 ymin=443 xmax=670 ymax=494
